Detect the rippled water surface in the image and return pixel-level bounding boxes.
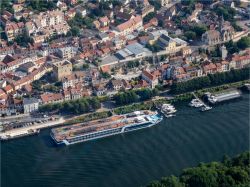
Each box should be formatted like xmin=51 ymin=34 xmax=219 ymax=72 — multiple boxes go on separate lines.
xmin=1 ymin=95 xmax=249 ymax=187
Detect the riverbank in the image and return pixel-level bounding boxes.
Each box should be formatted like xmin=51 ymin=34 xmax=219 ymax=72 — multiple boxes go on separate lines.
xmin=2 ymin=94 xmax=249 ymax=187
xmin=0 ymin=117 xmax=64 ymax=140
xmin=146 ymin=152 xmax=250 ymax=187
xmin=1 ymin=80 xmax=249 ymax=140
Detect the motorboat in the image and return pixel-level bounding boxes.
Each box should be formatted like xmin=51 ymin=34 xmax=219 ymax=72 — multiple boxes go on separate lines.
xmin=189 ymin=99 xmax=203 ymax=108
xmin=201 ymin=106 xmax=212 ymax=112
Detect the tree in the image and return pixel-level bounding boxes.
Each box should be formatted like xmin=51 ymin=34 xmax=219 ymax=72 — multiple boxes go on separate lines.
xmin=184 ymin=31 xmax=196 ymax=40
xmin=215 ymin=6 xmax=236 ymax=21
xmin=237 ymin=36 xmax=250 ymax=50
xmin=225 ymin=40 xmax=239 ymax=54
xmin=147 ymin=152 xmax=250 ymax=187
xmin=160 ymin=176 xmax=185 ymax=187
xmin=101 ymin=72 xmax=111 ymax=79
xmin=136 ymin=89 xmax=152 ymax=101
xmin=181 ymin=0 xmax=195 ymax=6
xmin=1 ymin=0 xmax=14 ymax=14
xmin=70 ymin=26 xmax=80 ymax=36
xmin=149 ymin=0 xmax=161 ymax=10
xmin=114 ymin=90 xmax=139 ymax=105
xmin=143 ymin=12 xmax=156 ymax=23
xmin=27 ymin=0 xmax=56 ymax=11
xmin=170 ymin=68 xmax=250 ymax=94
xmin=14 ymin=33 xmax=33 ymax=47
xmin=192 ymin=25 xmax=207 ymax=38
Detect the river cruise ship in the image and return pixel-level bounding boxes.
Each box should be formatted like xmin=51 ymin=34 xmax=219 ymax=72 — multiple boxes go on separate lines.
xmin=51 ymin=110 xmax=163 ymax=145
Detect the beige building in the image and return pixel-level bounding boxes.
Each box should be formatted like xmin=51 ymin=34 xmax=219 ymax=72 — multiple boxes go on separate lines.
xmin=115 ymin=15 xmax=143 ymax=36
xmin=53 ymin=60 xmax=73 ymax=81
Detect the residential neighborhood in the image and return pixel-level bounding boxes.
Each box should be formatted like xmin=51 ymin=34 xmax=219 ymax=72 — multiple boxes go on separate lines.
xmin=1 ymin=1 xmax=250 ymax=187
xmin=0 ymin=0 xmax=249 ymax=117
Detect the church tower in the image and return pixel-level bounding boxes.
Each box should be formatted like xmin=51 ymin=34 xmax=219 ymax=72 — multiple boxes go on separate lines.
xmin=221 ymin=45 xmax=228 ymax=60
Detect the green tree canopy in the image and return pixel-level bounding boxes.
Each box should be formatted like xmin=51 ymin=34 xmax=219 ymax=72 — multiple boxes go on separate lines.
xmin=237 ymin=36 xmax=250 ymax=50
xmin=147 ymin=152 xmax=250 ymax=187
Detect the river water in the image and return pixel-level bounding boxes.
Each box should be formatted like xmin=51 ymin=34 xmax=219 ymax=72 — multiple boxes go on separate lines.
xmin=1 ymin=94 xmax=249 ymax=187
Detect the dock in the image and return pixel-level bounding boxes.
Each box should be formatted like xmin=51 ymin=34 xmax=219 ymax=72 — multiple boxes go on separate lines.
xmin=0 ymin=117 xmax=65 ymax=140
xmin=192 ymin=92 xmax=209 ymax=108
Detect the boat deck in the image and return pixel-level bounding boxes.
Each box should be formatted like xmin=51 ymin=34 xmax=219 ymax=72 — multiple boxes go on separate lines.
xmin=52 ymin=111 xmax=156 ymax=142
xmin=214 ymin=90 xmax=241 ymax=102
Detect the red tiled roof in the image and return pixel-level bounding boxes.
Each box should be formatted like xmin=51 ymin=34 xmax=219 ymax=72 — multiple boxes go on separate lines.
xmin=100 ymin=65 xmax=110 ymax=73
xmin=142 ymin=70 xmax=156 ymax=81
xmin=116 ymin=15 xmax=142 ymax=32
xmin=40 ymin=93 xmax=64 ymax=103
xmin=3 ymin=85 xmax=13 ymax=93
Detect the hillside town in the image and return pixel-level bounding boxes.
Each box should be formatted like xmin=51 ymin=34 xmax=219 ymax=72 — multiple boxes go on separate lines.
xmin=0 ymin=0 xmax=249 ymax=118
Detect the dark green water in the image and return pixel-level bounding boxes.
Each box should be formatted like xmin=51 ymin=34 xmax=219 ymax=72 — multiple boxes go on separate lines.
xmin=1 ymin=95 xmax=249 ymax=187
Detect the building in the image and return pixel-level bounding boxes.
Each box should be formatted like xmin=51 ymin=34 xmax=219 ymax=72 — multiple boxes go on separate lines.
xmin=109 ymin=79 xmax=124 ymax=91
xmin=140 ymin=5 xmax=155 ymax=18
xmin=181 ymin=46 xmax=192 ymax=57
xmin=25 ymin=10 xmax=70 ymax=42
xmin=202 ymin=30 xmax=221 ymax=45
xmin=40 ymin=93 xmax=64 ymax=104
xmin=62 ymin=71 xmax=86 ymax=89
xmin=115 ymin=15 xmax=143 ymax=36
xmin=202 ymin=62 xmax=217 ymax=75
xmin=76 ymin=7 xmax=87 ymax=17
xmin=23 ymin=97 xmax=39 ymax=113
xmin=18 ymin=62 xmax=36 ymax=73
xmin=230 ymin=52 xmax=250 ymax=69
xmin=57 ymin=47 xmax=77 ymax=59
xmin=202 ymin=17 xmax=235 ymax=45
xmin=53 ymin=60 xmax=73 ymax=81
xmin=5 ymin=22 xmax=24 ymax=41
xmin=221 ymin=45 xmax=228 ymax=60
xmin=142 ymin=70 xmax=158 ymax=88
xmin=148 ymin=30 xmax=168 ymax=44
xmin=99 ymin=16 xmax=110 ymax=27
xmin=93 ymin=83 xmax=107 ymax=96
xmin=157 ymin=34 xmax=176 ymax=52
xmin=115 ymin=42 xmax=151 ymax=60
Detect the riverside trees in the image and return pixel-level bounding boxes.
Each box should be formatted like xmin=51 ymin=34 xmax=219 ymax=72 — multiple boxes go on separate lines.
xmin=171 ymin=68 xmax=250 ymax=94
xmin=39 ymin=97 xmax=101 ymax=114
xmin=113 ymin=88 xmax=158 ymax=105
xmin=147 ymin=152 xmax=250 ymax=187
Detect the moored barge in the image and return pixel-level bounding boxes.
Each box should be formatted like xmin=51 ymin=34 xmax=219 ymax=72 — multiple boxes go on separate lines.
xmin=51 ymin=110 xmax=163 ymax=145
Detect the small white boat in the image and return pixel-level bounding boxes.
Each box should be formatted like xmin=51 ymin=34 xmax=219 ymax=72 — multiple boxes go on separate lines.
xmin=201 ymin=106 xmax=212 ymax=112
xmin=189 ymin=99 xmax=203 ymax=107
xmin=161 ymin=104 xmax=177 ymax=117
xmin=164 ymin=114 xmax=176 ymax=118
